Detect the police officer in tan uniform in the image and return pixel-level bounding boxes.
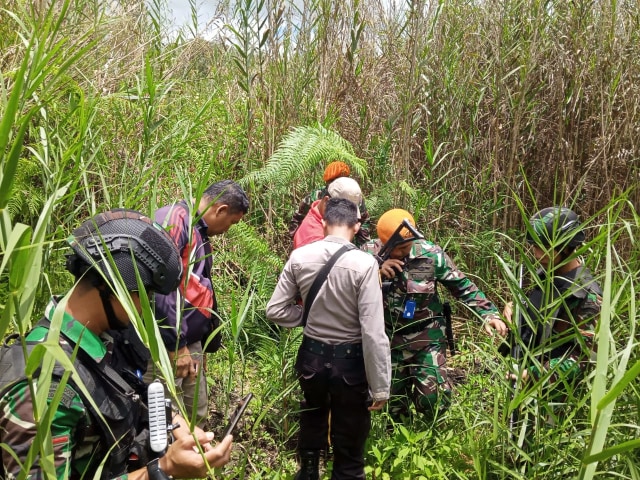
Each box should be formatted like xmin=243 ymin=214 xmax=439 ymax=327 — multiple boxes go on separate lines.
xmin=267 ymin=198 xmax=391 ymax=480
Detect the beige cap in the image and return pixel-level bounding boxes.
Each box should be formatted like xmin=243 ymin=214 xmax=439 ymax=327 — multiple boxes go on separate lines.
xmin=327 ymin=177 xmax=362 ymax=218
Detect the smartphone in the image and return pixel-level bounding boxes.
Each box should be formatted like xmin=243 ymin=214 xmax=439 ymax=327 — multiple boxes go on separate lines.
xmin=222 ymin=393 xmax=253 ymax=438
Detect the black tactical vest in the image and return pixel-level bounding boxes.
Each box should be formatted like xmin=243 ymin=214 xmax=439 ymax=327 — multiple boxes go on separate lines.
xmin=522 ymin=265 xmax=602 ymax=359
xmin=0 ymin=319 xmax=147 ymax=479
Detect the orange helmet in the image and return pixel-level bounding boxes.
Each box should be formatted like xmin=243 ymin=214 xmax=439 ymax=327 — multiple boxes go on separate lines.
xmin=323 ymin=161 xmax=351 ymax=183
xmin=377 ymin=209 xmax=416 ymax=244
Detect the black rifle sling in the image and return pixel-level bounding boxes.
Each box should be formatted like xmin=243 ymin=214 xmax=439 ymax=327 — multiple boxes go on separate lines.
xmin=301 ymin=244 xmax=355 ymax=327
xmin=443 ymin=302 xmax=456 ymax=356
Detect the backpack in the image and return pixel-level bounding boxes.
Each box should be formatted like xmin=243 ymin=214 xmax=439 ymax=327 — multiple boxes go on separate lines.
xmin=159 ymin=201 xmax=221 ymax=353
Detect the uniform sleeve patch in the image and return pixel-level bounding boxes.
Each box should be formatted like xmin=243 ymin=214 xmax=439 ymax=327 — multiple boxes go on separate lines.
xmin=49 ymin=382 xmax=77 ymax=409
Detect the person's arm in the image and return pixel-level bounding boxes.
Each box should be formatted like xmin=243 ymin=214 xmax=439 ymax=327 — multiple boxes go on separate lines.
xmin=155 ymin=205 xmax=191 ymax=351
xmin=354 ymin=200 xmax=371 ymax=247
xmin=571 ymin=289 xmax=601 ymax=352
xmin=0 ymin=382 xmax=88 ymax=480
xmin=154 ymin=205 xmax=199 ymax=378
xmin=265 ymin=259 xmax=303 ymax=327
xmin=435 ymin=249 xmax=506 ymax=335
xmin=288 ymin=195 xmax=313 ymax=239
xmin=357 ymin=259 xmax=391 ymax=404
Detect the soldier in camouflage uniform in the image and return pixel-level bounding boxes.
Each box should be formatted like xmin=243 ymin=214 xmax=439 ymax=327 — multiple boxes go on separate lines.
xmin=363 ymin=209 xmax=507 ymax=419
xmin=0 ymin=209 xmax=232 ymax=480
xmin=289 ymin=161 xmax=371 ymax=246
xmin=504 ymin=207 xmax=602 ymax=408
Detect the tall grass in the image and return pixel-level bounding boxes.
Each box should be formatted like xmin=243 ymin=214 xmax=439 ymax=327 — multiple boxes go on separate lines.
xmin=1 ymin=0 xmax=639 ymax=478
xmin=480 ymin=195 xmax=639 ymax=479
xmin=0 ymin=1 xmax=111 ymax=476
xmin=579 ymin=201 xmax=639 ymax=479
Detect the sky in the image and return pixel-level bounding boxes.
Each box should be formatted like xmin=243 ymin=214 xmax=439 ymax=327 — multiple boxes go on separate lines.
xmin=164 ymin=0 xmax=220 ymax=38
xmin=161 ymin=0 xmax=406 ymax=40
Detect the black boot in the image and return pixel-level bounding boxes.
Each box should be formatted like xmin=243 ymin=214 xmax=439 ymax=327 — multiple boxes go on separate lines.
xmin=293 ymin=450 xmax=320 ymax=480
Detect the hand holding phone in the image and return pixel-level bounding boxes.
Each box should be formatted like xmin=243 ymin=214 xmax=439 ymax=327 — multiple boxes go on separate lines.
xmin=222 ymin=393 xmax=253 ymax=438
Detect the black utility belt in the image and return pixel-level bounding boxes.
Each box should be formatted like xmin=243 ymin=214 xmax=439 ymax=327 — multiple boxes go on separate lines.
xmin=301 ymin=336 xmax=363 ymax=359
xmin=393 ymin=316 xmax=444 ymax=335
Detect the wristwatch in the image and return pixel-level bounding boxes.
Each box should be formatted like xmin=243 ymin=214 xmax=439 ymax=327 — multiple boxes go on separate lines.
xmin=147 ymin=458 xmax=172 ymax=480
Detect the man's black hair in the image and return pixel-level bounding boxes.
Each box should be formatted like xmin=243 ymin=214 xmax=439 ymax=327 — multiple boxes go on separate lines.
xmin=203 ymin=180 xmax=249 ymax=214
xmin=324 ymin=198 xmax=358 ymax=228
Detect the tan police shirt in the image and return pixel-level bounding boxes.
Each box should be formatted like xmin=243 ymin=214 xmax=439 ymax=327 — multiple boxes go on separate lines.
xmin=266 ymin=235 xmax=391 ymax=401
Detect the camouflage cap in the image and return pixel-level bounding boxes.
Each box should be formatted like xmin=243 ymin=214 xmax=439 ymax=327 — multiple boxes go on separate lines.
xmin=527 ymin=206 xmax=585 ymax=249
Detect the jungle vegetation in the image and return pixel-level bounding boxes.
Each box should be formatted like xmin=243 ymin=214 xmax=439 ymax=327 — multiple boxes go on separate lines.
xmin=1 ymin=0 xmax=638 ymax=478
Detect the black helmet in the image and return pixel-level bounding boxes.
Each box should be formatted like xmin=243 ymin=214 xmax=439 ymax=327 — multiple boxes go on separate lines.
xmin=66 ymin=209 xmax=182 ymax=294
xmin=526 ymin=206 xmax=585 ymax=250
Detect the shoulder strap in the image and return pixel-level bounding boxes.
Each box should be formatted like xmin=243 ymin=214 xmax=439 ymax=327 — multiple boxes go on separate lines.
xmin=301 ymin=244 xmax=355 ymax=327
xmin=35 ymin=318 xmax=136 ymax=396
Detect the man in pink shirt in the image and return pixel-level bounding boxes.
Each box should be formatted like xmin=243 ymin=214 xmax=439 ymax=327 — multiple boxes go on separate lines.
xmin=293 ymin=177 xmax=364 ymax=249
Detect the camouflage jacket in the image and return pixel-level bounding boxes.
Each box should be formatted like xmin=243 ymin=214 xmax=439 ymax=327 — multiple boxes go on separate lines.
xmin=288 ymin=186 xmax=371 ymax=246
xmin=0 ymin=298 xmax=146 ymax=480
xmin=362 ymin=239 xmax=499 ymax=333
xmin=523 ymin=264 xmax=602 ymax=378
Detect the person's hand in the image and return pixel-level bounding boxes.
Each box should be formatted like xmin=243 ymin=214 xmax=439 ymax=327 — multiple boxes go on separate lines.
xmin=368 ymin=399 xmax=387 ymax=411
xmin=507 ymin=369 xmax=529 ymax=382
xmin=380 ymin=259 xmax=404 ymax=279
xmin=171 ymin=346 xmax=195 ymax=378
xmin=484 ymin=315 xmax=508 ymax=337
xmin=189 ymin=356 xmax=202 ymax=380
xmin=169 ymin=414 xmax=204 ymax=441
xmin=160 ymin=432 xmax=233 ymax=478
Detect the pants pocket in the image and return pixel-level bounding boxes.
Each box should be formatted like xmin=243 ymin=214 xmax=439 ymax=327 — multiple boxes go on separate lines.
xmin=295 ymin=350 xmax=325 ymax=380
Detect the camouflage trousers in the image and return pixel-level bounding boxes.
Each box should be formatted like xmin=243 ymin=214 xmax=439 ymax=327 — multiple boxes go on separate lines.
xmin=388 ymin=318 xmax=453 ymax=419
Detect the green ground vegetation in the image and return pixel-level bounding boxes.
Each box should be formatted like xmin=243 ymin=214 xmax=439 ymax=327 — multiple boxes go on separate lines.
xmin=1 ymin=0 xmax=639 ymax=478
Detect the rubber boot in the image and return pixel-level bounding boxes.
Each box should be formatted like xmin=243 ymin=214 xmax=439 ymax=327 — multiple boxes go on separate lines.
xmin=293 ymin=450 xmax=320 ymax=480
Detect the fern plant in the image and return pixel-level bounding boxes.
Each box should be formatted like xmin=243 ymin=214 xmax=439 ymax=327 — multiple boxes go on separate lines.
xmin=241 ymin=124 xmax=368 ymax=187
xmin=217 ymin=220 xmax=284 ymax=300
xmin=6 ymin=158 xmax=46 ymax=224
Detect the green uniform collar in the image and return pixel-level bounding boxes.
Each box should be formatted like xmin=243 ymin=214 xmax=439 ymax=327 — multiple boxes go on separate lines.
xmin=27 ymin=296 xmax=108 ymax=362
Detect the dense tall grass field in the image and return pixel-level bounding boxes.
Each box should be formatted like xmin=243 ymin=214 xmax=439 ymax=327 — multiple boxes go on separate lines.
xmin=1 ymin=0 xmax=638 ymax=478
